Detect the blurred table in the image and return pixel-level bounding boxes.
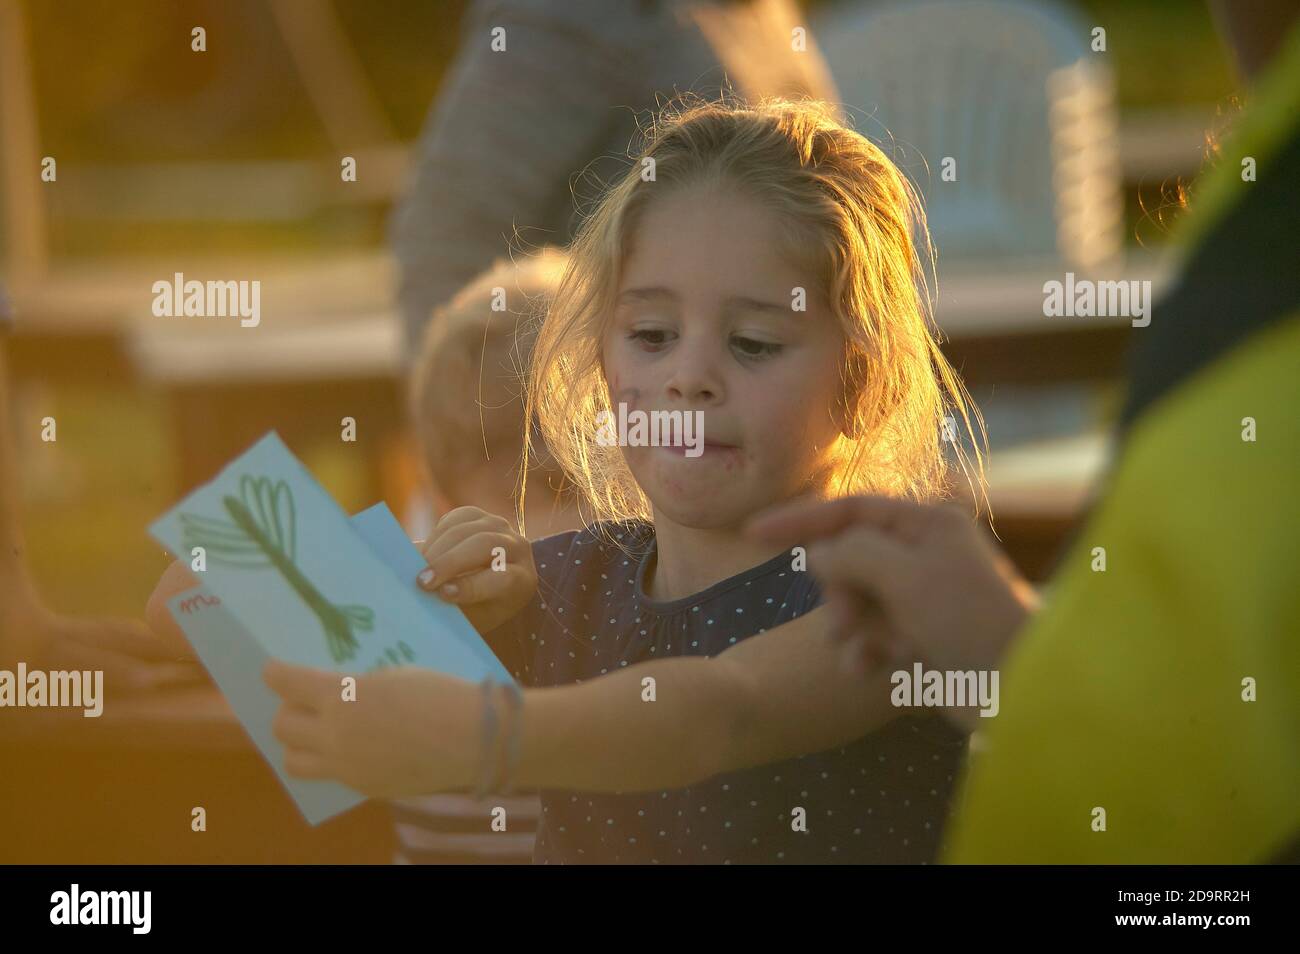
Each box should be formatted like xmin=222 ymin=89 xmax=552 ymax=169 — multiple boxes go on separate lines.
xmin=8 ymin=252 xmax=410 ymax=500
xmin=933 ymin=254 xmax=1176 ymax=389
xmin=0 ymin=684 xmax=394 ymax=864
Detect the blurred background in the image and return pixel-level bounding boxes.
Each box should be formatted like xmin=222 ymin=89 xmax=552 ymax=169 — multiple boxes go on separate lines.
xmin=0 ymin=0 xmax=1243 ymax=863
xmin=1 ymin=0 xmax=1235 ymax=619
xmin=0 ymin=0 xmax=1237 ymax=621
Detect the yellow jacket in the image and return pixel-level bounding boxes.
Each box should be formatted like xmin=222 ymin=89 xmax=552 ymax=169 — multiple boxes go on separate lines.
xmin=946 ymin=23 xmax=1300 ymax=863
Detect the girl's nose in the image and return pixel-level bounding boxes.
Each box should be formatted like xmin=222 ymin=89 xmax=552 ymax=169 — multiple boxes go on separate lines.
xmin=664 ymin=344 xmax=725 ymax=404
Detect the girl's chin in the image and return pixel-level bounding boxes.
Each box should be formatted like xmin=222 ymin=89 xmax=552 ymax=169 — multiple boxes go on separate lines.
xmin=640 ymin=466 xmax=734 ymax=504
xmin=630 ymin=456 xmax=798 ymax=528
xmin=642 ymin=482 xmax=760 ymax=530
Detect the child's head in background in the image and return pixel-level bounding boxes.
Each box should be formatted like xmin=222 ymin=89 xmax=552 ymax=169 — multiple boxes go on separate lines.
xmin=410 ymin=247 xmax=577 ymax=537
xmin=526 ymin=96 xmax=983 ymax=533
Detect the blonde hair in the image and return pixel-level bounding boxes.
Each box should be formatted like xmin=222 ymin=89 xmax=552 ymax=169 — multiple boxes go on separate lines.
xmin=410 ymin=247 xmax=568 ymax=497
xmin=524 ymin=94 xmax=985 ymax=528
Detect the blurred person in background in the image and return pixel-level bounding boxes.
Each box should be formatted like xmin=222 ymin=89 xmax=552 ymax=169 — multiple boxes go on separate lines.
xmin=390 ymin=0 xmax=839 ymax=355
xmin=395 ymin=247 xmax=579 ymax=863
xmin=408 ymin=247 xmax=579 ymax=542
xmin=750 ymin=0 xmax=1300 ymax=864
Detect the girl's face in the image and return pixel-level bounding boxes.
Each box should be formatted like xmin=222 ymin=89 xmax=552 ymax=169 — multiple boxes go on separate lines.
xmin=601 ymin=184 xmax=848 ymax=531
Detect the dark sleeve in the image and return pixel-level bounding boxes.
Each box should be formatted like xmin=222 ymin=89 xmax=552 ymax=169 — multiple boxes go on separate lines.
xmin=481 ymin=598 xmax=537 ymax=686
xmin=480 ymin=529 xmax=588 ymax=686
xmin=387 ymin=0 xmax=647 ymax=353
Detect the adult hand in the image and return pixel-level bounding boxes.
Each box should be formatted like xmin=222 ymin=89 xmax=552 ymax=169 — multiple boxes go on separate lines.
xmin=3 ymin=598 xmax=205 ymax=692
xmin=748 ymin=495 xmax=1038 ymax=676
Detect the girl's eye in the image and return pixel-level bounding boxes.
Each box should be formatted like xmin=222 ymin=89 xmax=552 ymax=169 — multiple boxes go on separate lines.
xmin=630 ymin=328 xmax=673 ymax=348
xmin=731 ymin=336 xmax=783 ymax=359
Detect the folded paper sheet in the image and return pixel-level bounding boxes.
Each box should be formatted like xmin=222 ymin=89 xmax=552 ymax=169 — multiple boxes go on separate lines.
xmin=150 ymin=431 xmax=513 ymax=825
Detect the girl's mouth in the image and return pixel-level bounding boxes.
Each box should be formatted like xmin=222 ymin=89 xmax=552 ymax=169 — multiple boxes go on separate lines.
xmin=656 ymin=441 xmax=739 ymax=459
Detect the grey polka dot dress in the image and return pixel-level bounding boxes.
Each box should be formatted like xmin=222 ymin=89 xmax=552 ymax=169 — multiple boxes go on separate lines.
xmin=485 ymin=522 xmax=967 ymax=864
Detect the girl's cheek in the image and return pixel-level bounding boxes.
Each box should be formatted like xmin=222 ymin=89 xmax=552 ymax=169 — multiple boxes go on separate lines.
xmin=755 ymin=371 xmax=838 ymax=444
xmin=605 ymin=371 xmax=641 ymax=408
xmin=761 ymin=369 xmax=819 ymax=423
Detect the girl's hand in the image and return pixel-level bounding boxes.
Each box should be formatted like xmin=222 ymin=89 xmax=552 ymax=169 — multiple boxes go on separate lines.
xmin=264 ymin=660 xmax=480 ymax=798
xmin=417 ymin=507 xmax=537 ymax=634
xmin=748 ymin=495 xmax=1038 ymax=676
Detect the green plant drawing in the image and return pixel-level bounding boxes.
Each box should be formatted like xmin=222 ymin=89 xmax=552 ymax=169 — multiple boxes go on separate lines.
xmin=180 ymin=475 xmax=374 ymax=663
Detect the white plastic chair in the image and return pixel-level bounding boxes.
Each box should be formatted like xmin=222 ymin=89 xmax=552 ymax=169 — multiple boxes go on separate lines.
xmin=813 ymin=0 xmax=1122 ymax=269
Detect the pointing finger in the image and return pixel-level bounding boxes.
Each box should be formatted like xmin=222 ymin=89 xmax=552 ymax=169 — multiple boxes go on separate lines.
xmin=748 ymin=494 xmax=921 ymax=547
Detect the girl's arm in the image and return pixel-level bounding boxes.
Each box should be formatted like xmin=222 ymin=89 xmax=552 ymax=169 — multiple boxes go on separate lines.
xmin=271 ymin=523 xmax=916 ymax=798
xmin=512 ymin=605 xmax=901 ymax=793
xmin=268 ymin=604 xmax=909 ymax=799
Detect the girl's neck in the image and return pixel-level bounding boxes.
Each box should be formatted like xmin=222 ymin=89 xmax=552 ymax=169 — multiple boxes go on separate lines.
xmin=644 ymin=514 xmax=787 ymax=603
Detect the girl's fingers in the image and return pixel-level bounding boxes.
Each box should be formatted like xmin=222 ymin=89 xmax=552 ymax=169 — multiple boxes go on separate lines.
xmin=419 ymin=517 xmax=516 ymax=578
xmin=432 ymin=506 xmax=496 ymax=533
xmin=433 ymin=565 xmax=526 ymax=606
xmin=429 ymin=507 xmax=513 ymax=546
xmin=420 ymin=532 xmax=528 ymax=592
xmin=420 ymin=517 xmax=499 ymax=566
xmin=272 ymin=705 xmax=323 ymax=753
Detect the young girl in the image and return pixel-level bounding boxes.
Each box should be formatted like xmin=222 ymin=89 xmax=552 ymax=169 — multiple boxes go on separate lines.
xmin=266 ymin=95 xmax=984 ymax=864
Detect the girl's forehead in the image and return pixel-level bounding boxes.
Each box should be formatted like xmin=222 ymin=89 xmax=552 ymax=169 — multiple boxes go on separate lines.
xmin=609 ymin=269 xmax=834 ymax=318
xmin=621 ymin=200 xmax=826 ymax=287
